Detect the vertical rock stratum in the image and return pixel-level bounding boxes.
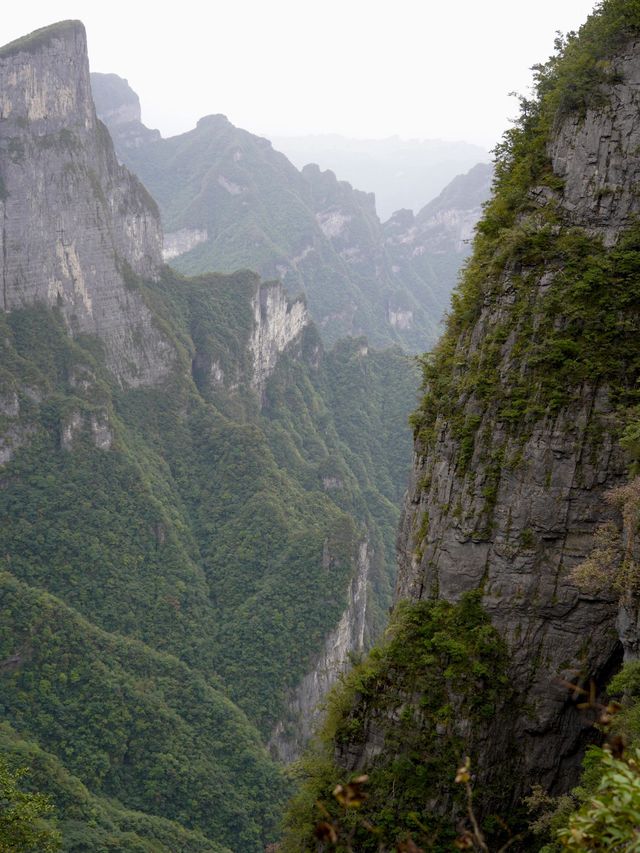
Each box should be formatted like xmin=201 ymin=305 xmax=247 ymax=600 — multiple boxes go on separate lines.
xmin=0 ymin=21 xmax=172 ymax=384
xmin=399 ymin=25 xmax=640 ymax=796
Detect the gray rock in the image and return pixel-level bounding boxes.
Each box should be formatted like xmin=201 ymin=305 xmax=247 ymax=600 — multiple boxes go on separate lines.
xmin=389 ymin=42 xmax=640 ymax=803
xmin=0 ymin=21 xmax=173 ymax=386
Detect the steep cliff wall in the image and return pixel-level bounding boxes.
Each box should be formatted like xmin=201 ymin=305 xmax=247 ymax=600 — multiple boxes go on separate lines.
xmin=0 ymin=22 xmax=171 ymax=384
xmin=398 ymin=18 xmax=640 ymax=802
xmin=249 ymin=281 xmax=308 ymax=399
xmin=90 ymin=71 xmax=160 ymax=150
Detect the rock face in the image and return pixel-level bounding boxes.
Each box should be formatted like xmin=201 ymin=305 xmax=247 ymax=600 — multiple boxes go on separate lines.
xmin=383 ymin=162 xmax=493 ymax=328
xmin=0 ymin=23 xmax=172 ymax=384
xmin=163 ymin=227 xmax=208 ymax=260
xmin=249 ymin=280 xmax=308 ymax=399
xmin=270 ymin=541 xmax=371 ymax=763
xmin=394 ymin=42 xmax=640 ymax=802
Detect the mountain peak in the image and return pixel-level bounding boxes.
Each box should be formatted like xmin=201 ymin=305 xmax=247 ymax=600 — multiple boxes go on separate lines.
xmin=0 ymin=19 xmax=85 ymax=60
xmin=0 ymin=20 xmax=92 ymax=133
xmin=91 ymin=71 xmax=160 ymax=148
xmin=0 ymin=21 xmax=170 ymax=385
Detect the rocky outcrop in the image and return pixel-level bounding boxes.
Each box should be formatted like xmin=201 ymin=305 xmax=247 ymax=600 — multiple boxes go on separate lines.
xmin=383 ymin=163 xmax=493 ymax=327
xmin=270 ymin=541 xmax=371 ymax=763
xmin=250 ymin=281 xmax=308 ymax=399
xmin=394 ymin=41 xmax=640 ymax=802
xmin=163 ymin=228 xmax=208 ymax=260
xmin=0 ymin=22 xmax=172 ymax=385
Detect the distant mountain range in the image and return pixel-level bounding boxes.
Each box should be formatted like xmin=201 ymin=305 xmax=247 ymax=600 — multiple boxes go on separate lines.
xmin=92 ymin=73 xmax=493 ymax=352
xmin=271 ymin=133 xmax=491 ymax=221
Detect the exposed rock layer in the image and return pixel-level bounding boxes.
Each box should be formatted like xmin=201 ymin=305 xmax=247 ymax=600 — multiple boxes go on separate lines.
xmin=0 ymin=22 xmax=171 ymax=384
xmin=391 ymin=43 xmax=640 ymax=800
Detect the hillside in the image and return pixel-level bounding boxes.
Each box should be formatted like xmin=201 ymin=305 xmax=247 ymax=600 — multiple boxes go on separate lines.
xmin=271 ymin=133 xmax=490 ymax=220
xmin=0 ymin=21 xmax=418 ymax=850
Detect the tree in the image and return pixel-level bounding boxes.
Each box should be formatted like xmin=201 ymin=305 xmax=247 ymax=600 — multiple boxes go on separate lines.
xmin=0 ymin=755 xmax=60 ymax=852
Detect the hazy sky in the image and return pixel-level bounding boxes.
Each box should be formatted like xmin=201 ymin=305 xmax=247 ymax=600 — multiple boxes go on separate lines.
xmin=4 ymin=0 xmax=598 ymax=147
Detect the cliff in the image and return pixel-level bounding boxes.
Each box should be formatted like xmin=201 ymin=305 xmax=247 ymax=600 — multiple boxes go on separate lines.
xmin=284 ymin=3 xmax=640 ymax=849
xmin=0 ymin=22 xmax=171 ymax=385
xmin=383 ymin=162 xmax=493 ymax=333
xmin=398 ymin=20 xmax=640 ymax=799
xmin=0 ymin=20 xmax=421 ymax=851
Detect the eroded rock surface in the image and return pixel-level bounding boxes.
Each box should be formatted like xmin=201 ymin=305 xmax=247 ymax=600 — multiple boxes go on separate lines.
xmin=392 ymin=48 xmax=640 ymax=800
xmin=270 ymin=541 xmax=371 ymax=762
xmin=0 ymin=22 xmax=172 ymax=385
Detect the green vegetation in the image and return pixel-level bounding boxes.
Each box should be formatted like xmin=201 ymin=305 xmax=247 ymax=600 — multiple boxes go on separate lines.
xmin=529 ymin=662 xmax=640 ymax=851
xmin=0 ymin=572 xmax=282 ymax=851
xmin=0 ymin=264 xmax=416 ymax=847
xmin=0 ymin=723 xmax=230 ymax=852
xmin=0 ymin=752 xmax=60 ymax=852
xmin=410 ymin=0 xmax=640 ymax=489
xmin=106 ymin=108 xmax=442 ymax=352
xmin=0 ymin=20 xmax=82 ymax=59
xmin=282 ymin=593 xmax=513 ymax=851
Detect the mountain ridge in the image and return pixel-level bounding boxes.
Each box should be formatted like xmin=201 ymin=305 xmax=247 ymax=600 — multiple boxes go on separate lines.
xmin=91 ymin=71 xmax=492 ymax=352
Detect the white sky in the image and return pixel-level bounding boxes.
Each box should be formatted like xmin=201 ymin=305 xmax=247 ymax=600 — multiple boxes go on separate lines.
xmin=4 ymin=0 xmax=598 ymax=148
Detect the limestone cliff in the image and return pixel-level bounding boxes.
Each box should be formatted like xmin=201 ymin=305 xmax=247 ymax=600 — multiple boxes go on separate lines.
xmin=249 ymin=281 xmax=308 ymax=399
xmin=0 ymin=22 xmax=172 ymax=384
xmin=90 ymin=72 xmax=160 ymax=150
xmin=397 ymin=26 xmax=640 ymax=802
xmin=383 ymin=162 xmax=493 ymax=330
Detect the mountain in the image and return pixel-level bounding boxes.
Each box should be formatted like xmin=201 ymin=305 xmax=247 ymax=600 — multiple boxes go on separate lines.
xmin=0 ymin=21 xmax=419 ymax=850
xmin=383 ymin=161 xmax=493 ymax=331
xmin=283 ymin=2 xmax=640 ymax=849
xmin=270 ymin=133 xmax=491 ymax=221
xmin=91 ymin=73 xmax=490 ymax=352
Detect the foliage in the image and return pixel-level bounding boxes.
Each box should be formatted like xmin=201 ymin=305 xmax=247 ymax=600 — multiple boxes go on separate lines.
xmin=282 ymin=593 xmax=514 ymax=851
xmin=0 ymin=572 xmax=285 ymax=851
xmin=534 ymin=662 xmax=640 ymax=851
xmin=556 ymin=746 xmax=640 ymax=851
xmin=114 ymin=109 xmax=443 ymax=352
xmin=408 ymin=0 xmax=640 ymax=492
xmin=0 ymin=264 xmax=416 ymax=846
xmin=0 ymin=753 xmax=60 ymax=852
xmin=571 ymin=477 xmax=640 ymax=599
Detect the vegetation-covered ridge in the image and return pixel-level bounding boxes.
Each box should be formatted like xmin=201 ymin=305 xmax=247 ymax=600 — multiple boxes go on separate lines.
xmin=0 ymin=262 xmax=417 ymax=849
xmin=91 ymin=74 xmax=489 ymax=353
xmin=410 ymin=0 xmax=640 ymax=466
xmin=282 ymin=593 xmax=515 ymax=851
